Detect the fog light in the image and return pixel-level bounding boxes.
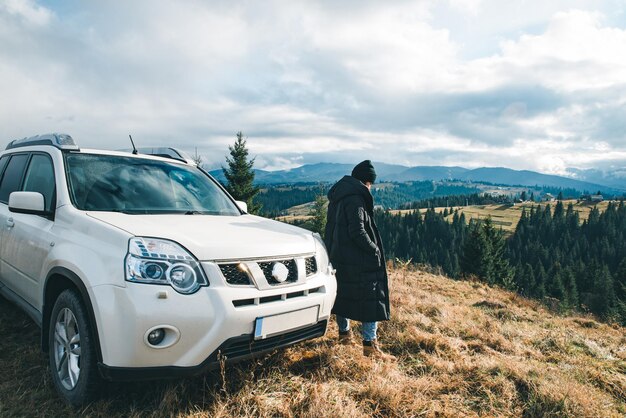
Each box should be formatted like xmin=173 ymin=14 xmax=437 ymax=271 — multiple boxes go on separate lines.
xmin=147 ymin=328 xmax=165 ymax=345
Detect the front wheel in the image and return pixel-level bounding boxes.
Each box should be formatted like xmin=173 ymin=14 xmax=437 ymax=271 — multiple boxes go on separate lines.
xmin=48 ymin=289 xmax=101 ymax=407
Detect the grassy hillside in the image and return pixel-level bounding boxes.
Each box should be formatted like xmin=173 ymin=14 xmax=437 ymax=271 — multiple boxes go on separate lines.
xmin=1 ymin=268 xmax=624 ymax=417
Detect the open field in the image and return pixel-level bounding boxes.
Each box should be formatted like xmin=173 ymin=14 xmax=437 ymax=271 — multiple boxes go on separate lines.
xmin=391 ymin=199 xmax=616 ymax=233
xmin=1 ymin=267 xmax=624 ymax=417
xmin=275 ymin=201 xmax=316 ymax=222
xmin=278 ymin=199 xmax=617 ymax=232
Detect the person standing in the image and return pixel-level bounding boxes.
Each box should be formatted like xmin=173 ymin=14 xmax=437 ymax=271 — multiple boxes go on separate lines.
xmin=324 ymin=160 xmax=394 ymax=359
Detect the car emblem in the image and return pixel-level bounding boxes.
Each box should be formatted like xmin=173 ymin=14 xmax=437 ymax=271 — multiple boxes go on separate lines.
xmin=271 ymin=262 xmax=289 ymax=283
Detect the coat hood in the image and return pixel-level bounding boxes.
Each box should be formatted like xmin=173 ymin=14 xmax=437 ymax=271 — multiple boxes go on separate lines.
xmin=327 ymin=175 xmax=373 ymax=211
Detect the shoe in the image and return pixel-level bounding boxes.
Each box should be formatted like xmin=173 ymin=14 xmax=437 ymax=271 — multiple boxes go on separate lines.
xmin=363 ymin=339 xmax=396 ymax=360
xmin=338 ymin=331 xmax=356 ymax=346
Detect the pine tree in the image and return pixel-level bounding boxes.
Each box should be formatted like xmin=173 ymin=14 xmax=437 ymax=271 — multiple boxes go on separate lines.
xmin=308 ymin=185 xmax=327 ymax=236
xmin=616 ymin=258 xmax=626 ymax=325
xmin=562 ymin=267 xmax=579 ymax=309
xmin=460 ymin=217 xmax=514 ymax=287
xmin=534 ymin=263 xmax=547 ymax=299
xmin=482 ymin=217 xmax=514 ymax=287
xmin=222 ymin=132 xmax=261 ymax=214
xmin=566 ymin=203 xmax=579 ymax=230
xmin=592 ymin=265 xmax=616 ymax=319
xmin=547 ymin=262 xmax=566 ymax=302
xmin=616 ymin=257 xmax=626 ymax=303
xmin=461 ymin=221 xmax=488 ymax=279
xmin=519 ymin=263 xmax=536 ymax=297
xmin=553 ymin=200 xmax=564 ymax=221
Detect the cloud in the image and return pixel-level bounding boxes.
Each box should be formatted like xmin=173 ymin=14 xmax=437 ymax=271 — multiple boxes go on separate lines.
xmin=482 ymin=10 xmax=626 ymax=92
xmin=0 ymin=1 xmax=624 ymax=178
xmin=446 ymin=0 xmax=483 ymax=16
xmin=299 ymin=3 xmax=457 ymax=94
xmin=1 ymin=0 xmax=52 ymax=26
xmin=254 ymin=155 xmax=304 ymax=172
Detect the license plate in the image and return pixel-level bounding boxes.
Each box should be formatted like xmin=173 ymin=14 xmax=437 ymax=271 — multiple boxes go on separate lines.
xmin=254 ymin=306 xmax=320 ymax=340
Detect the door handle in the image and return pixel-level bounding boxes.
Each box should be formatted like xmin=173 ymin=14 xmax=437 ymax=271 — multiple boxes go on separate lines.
xmin=6 ymin=217 xmax=14 ymax=228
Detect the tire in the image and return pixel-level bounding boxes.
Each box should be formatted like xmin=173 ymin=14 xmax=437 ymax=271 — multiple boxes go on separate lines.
xmin=48 ymin=289 xmax=102 ymax=407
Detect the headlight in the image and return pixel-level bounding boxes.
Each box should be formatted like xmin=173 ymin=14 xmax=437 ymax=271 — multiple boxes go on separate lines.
xmin=312 ymin=233 xmax=331 ymax=275
xmin=125 ymin=237 xmax=208 ymax=294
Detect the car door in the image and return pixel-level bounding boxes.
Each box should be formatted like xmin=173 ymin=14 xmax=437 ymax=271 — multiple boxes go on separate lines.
xmin=0 ymin=153 xmax=56 ymax=308
xmin=0 ymin=153 xmax=30 ymax=293
xmin=0 ymin=154 xmax=11 ymax=292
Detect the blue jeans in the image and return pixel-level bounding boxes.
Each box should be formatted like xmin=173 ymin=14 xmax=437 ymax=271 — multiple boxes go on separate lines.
xmin=336 ymin=315 xmax=377 ymax=342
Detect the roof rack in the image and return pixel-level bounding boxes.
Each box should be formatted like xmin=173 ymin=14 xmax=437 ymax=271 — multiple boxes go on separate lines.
xmin=6 ymin=133 xmax=79 ymax=151
xmin=119 ymin=147 xmax=196 ymax=165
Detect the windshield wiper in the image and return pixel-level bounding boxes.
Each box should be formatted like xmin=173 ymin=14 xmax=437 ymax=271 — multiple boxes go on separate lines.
xmin=184 ymin=210 xmax=203 ymax=215
xmin=103 ymin=208 xmax=137 ymax=214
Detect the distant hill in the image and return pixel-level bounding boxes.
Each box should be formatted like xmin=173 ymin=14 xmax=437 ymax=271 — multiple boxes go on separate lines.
xmin=209 ymin=163 xmax=625 ymax=193
xmin=455 ymin=167 xmax=618 ymax=192
xmin=565 ymin=167 xmax=626 ymax=190
xmin=393 ymin=165 xmax=468 ymax=182
xmin=209 ymin=162 xmax=411 ymax=184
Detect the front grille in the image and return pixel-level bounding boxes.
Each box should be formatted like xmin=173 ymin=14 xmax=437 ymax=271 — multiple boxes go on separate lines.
xmin=259 ymin=259 xmax=298 ymax=285
xmin=304 ymin=256 xmax=317 ymax=276
xmin=219 ymin=263 xmax=252 ymax=285
xmin=232 ymin=286 xmax=323 ymax=308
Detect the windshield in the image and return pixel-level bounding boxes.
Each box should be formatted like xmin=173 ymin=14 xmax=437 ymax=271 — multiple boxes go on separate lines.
xmin=65 ymin=153 xmax=241 ymax=215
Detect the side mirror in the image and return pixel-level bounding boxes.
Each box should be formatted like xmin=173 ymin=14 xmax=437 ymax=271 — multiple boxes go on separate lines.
xmin=235 ymin=200 xmax=248 ymax=213
xmin=9 ymin=191 xmax=48 ymax=216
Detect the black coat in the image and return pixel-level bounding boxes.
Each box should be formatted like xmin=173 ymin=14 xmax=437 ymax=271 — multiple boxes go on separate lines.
xmin=324 ymin=175 xmax=390 ymax=322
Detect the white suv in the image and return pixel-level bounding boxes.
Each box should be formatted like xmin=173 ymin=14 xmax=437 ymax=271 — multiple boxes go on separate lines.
xmin=0 ymin=133 xmax=336 ymax=406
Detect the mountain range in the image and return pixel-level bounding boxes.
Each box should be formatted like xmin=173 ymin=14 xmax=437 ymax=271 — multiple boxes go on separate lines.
xmin=564 ymin=167 xmax=626 ymax=191
xmin=209 ymin=163 xmax=626 ymax=194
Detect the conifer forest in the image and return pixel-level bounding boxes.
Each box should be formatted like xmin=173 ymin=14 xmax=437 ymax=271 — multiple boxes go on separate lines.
xmin=374 ymin=200 xmax=626 ymax=324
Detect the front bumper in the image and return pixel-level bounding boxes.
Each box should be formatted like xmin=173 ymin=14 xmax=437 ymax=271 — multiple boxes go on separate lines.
xmin=98 ymin=320 xmax=327 ymax=381
xmin=90 ymin=270 xmax=336 ymax=374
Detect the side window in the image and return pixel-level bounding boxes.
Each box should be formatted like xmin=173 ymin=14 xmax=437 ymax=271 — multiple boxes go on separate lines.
xmin=23 ymin=154 xmax=56 ymax=212
xmin=0 ymin=154 xmax=29 ymax=204
xmin=0 ymin=156 xmax=9 ymax=178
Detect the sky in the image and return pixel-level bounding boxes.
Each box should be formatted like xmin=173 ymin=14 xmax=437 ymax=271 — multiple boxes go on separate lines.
xmin=1 ymin=0 xmax=625 ymax=176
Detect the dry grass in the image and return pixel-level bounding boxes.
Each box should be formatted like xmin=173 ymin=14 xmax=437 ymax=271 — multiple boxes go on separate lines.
xmin=1 ymin=267 xmax=624 ymax=417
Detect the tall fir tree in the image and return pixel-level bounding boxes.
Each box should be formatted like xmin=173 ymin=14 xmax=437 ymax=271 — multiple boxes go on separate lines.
xmin=461 ymin=217 xmax=514 ymax=288
xmin=592 ymin=264 xmax=616 ymax=320
xmin=222 ymin=131 xmax=261 ymax=214
xmin=482 ymin=217 xmax=515 ymax=288
xmin=616 ymin=257 xmax=626 ymax=325
xmin=533 ymin=263 xmax=547 ymax=299
xmin=519 ymin=263 xmax=536 ymax=297
xmin=460 ymin=220 xmax=489 ymax=279
xmin=562 ymin=267 xmax=578 ymax=309
xmin=308 ymin=185 xmax=327 ymax=236
xmin=547 ymin=262 xmax=566 ymax=302
xmin=615 ymin=257 xmax=626 ymax=302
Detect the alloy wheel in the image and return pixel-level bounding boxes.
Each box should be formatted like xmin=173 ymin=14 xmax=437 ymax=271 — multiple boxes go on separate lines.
xmin=53 ymin=307 xmax=81 ymax=390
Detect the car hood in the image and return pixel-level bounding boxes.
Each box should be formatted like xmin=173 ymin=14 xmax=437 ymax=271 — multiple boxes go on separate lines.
xmin=86 ymin=212 xmax=316 ymax=261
